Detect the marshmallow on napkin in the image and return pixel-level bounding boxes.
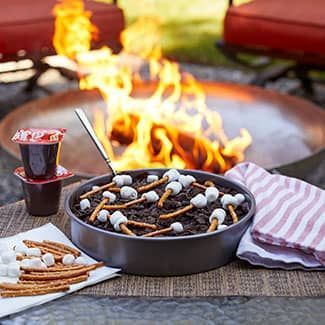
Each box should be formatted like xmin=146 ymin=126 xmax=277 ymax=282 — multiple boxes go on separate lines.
xmin=225 ymin=162 xmax=325 ymax=270
xmin=0 ymin=223 xmax=120 ymax=318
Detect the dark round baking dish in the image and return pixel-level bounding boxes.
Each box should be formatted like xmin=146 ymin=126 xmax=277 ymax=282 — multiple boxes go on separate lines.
xmin=65 ymin=168 xmax=255 ymax=276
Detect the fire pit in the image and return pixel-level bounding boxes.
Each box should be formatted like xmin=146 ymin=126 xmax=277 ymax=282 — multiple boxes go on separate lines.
xmin=0 ymin=0 xmax=324 ymax=177
xmin=0 ymin=81 xmax=324 ymax=177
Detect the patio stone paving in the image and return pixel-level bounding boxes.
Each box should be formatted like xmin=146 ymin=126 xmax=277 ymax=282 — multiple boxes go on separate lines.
xmin=2 ymin=295 xmax=325 ymax=324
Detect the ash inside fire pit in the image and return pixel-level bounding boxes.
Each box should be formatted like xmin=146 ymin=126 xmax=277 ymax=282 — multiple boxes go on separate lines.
xmin=72 ymin=172 xmax=249 ymax=237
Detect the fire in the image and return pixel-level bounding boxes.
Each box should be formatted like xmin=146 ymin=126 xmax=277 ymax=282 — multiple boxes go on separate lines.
xmin=53 ymin=0 xmax=98 ymax=59
xmin=53 ymin=0 xmax=252 ymax=173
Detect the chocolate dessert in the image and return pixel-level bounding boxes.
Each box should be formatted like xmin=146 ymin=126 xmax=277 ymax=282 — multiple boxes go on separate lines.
xmin=14 ymin=166 xmax=74 ymax=216
xmin=12 ymin=128 xmax=66 ymax=179
xmin=19 ymin=142 xmax=60 ymax=180
xmin=72 ymin=169 xmax=250 ymax=237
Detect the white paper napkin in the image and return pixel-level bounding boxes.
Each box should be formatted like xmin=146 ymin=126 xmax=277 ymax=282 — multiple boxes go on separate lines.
xmin=0 ymin=223 xmax=120 ymax=318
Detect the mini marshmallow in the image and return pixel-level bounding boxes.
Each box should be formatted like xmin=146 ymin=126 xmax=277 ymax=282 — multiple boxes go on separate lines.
xmin=209 ymin=208 xmax=226 ymax=224
xmin=178 ymin=175 xmax=196 ymax=188
xmin=75 ymin=256 xmax=87 ymax=265
xmin=80 ymin=198 xmax=91 ymax=211
xmin=102 ymin=191 xmax=116 ymax=203
xmin=166 ymin=181 xmax=182 ymax=195
xmin=7 ymin=262 xmax=21 ymax=277
xmin=120 ymin=186 xmax=138 ymax=200
xmin=29 ymin=258 xmax=42 ymax=269
xmin=97 ymin=210 xmax=109 ymax=223
xmin=14 ymin=242 xmax=29 ymax=255
xmin=1 ymin=251 xmax=16 ymax=264
xmin=221 ymin=194 xmax=238 ymax=209
xmin=163 ymin=169 xmax=180 ymax=182
xmin=0 ymin=264 xmax=8 ymax=276
xmin=218 ymin=224 xmax=228 ymax=231
xmin=147 ymin=174 xmax=159 ymax=183
xmin=62 ymin=254 xmax=75 ymax=265
xmin=121 ymin=175 xmax=133 ymax=185
xmin=235 ymin=193 xmax=245 ymax=205
xmin=20 ymin=259 xmax=31 ymax=268
xmin=92 ymin=185 xmax=100 ymax=191
xmin=142 ymin=191 xmax=159 ymax=202
xmin=110 ymin=211 xmax=125 ymax=225
xmin=42 ymin=253 xmax=55 ymax=266
xmin=170 ymin=222 xmax=184 ymax=233
xmin=114 ymin=216 xmax=128 ymax=232
xmin=26 ymin=247 xmax=41 ymax=257
xmin=39 ymin=261 xmax=48 ymax=269
xmin=190 ymin=194 xmax=207 ymax=208
xmin=0 ymin=242 xmax=9 ymax=254
xmin=205 ymin=187 xmax=219 ymax=203
xmin=112 ymin=175 xmax=125 ymax=187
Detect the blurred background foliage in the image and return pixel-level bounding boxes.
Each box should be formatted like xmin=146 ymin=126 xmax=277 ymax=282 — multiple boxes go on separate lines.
xmin=99 ymin=0 xmax=251 ymax=66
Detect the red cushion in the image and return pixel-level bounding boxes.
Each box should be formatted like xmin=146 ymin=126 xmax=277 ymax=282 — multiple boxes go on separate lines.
xmin=0 ymin=0 xmax=124 ymax=60
xmin=224 ymin=0 xmax=325 ymax=57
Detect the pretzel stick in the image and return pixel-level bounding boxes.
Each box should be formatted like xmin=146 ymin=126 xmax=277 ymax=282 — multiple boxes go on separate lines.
xmin=103 ymin=204 xmax=127 ymax=210
xmin=22 ymin=244 xmax=62 ymax=261
xmin=207 ymin=219 xmax=218 ymax=232
xmin=0 ymin=282 xmax=65 ymax=290
xmin=23 ymin=240 xmax=70 ymax=257
xmin=0 ymin=275 xmax=88 ymax=290
xmin=124 ymin=197 xmax=146 ymax=207
xmin=42 ymin=241 xmax=81 ymax=256
xmin=120 ymin=223 xmax=136 ymax=236
xmin=158 ymin=189 xmax=172 ymax=208
xmin=137 ymin=176 xmax=168 ymax=193
xmin=18 ymin=274 xmax=88 ymax=285
xmin=80 ymin=182 xmax=115 ymax=199
xmin=143 ymin=227 xmax=173 ymax=237
xmin=192 ymin=182 xmax=225 ymax=195
xmin=20 ymin=271 xmax=85 ymax=281
xmin=127 ymin=220 xmax=157 ymax=230
xmin=159 ymin=204 xmax=193 ymax=220
xmin=17 ymin=254 xmax=61 ymax=262
xmin=106 ymin=187 xmax=120 ymax=193
xmin=192 ymin=182 xmax=206 ymax=190
xmin=1 ymin=285 xmax=70 ymax=297
xmin=89 ymin=198 xmax=109 ymax=223
xmin=38 ymin=241 xmax=77 ymax=256
xmin=21 ymin=264 xmax=85 ymax=273
xmin=20 ymin=263 xmax=104 ymax=281
xmin=228 ymin=205 xmax=238 ymax=224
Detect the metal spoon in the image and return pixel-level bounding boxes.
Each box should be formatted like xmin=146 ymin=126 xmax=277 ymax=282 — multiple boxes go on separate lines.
xmin=75 ymin=108 xmax=117 ymax=176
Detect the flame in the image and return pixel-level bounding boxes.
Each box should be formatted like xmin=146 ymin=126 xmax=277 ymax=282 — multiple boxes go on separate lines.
xmin=53 ymin=0 xmax=98 ymax=59
xmin=53 ymin=1 xmax=252 ymax=173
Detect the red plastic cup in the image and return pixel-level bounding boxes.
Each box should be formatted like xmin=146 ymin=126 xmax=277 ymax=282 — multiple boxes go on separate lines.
xmin=14 ymin=166 xmax=73 ymax=216
xmin=12 ymin=128 xmax=66 ymax=180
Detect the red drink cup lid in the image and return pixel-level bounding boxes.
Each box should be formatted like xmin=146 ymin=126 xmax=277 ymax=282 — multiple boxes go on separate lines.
xmin=14 ymin=166 xmax=74 ymax=184
xmin=11 ymin=128 xmax=66 ymax=144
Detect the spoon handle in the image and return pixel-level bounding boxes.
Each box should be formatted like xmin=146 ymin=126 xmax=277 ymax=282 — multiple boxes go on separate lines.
xmin=75 ymin=108 xmax=116 ymax=176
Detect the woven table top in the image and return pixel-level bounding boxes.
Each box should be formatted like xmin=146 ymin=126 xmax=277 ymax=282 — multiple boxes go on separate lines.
xmin=0 ymin=183 xmax=324 ymax=297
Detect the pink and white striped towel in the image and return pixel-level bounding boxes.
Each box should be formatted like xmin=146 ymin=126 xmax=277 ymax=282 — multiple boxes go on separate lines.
xmin=225 ymin=162 xmax=325 ymax=270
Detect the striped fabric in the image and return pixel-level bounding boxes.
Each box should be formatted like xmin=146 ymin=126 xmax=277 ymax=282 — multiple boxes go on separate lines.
xmin=226 ymin=163 xmax=325 ymax=269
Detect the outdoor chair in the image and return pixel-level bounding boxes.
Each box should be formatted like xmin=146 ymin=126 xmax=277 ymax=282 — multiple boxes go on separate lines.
xmin=218 ymin=0 xmax=325 ymax=95
xmin=0 ymin=0 xmax=125 ymax=90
